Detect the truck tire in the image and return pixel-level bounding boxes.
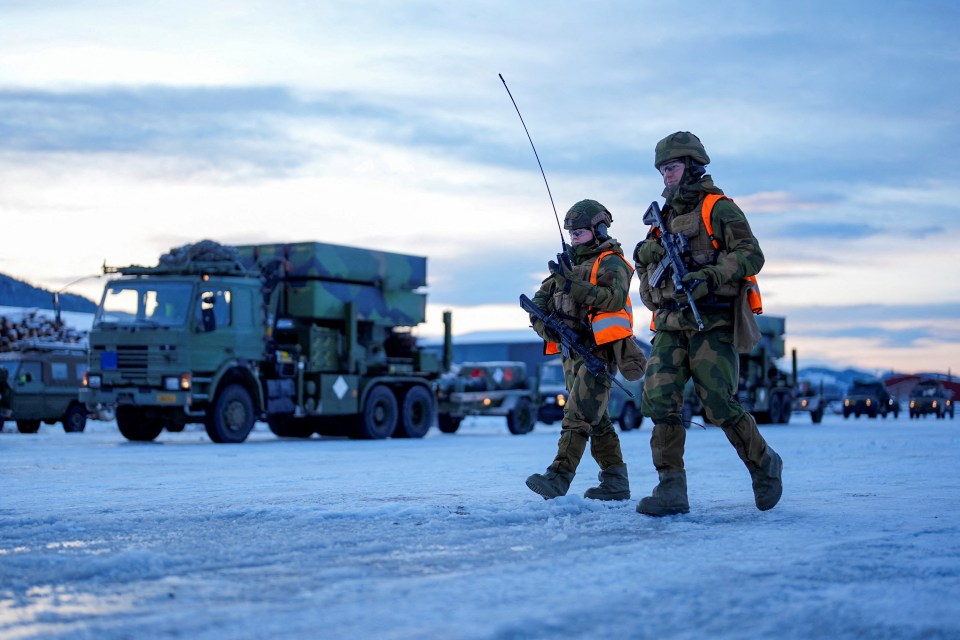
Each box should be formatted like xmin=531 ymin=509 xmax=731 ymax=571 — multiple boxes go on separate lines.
xmin=267 ymin=415 xmax=313 ymax=438
xmin=352 ymin=385 xmax=398 ymax=439
xmin=205 ymin=384 xmax=256 ymax=444
xmin=395 ymin=385 xmax=433 ymax=439
xmin=116 ymin=406 xmax=164 ymax=441
xmin=768 ymin=393 xmax=783 ymax=425
xmin=507 ymin=397 xmax=535 ymax=435
xmin=16 ymin=420 xmax=41 ymax=434
xmin=62 ymin=404 xmax=87 ymax=433
xmin=779 ymin=394 xmax=792 ymax=424
xmin=437 ymin=412 xmax=462 ymax=434
xmin=619 ymin=403 xmax=641 ymax=431
xmin=811 ymin=407 xmax=824 ymax=424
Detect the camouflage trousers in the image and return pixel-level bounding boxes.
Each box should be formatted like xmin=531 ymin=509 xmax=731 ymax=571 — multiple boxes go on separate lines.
xmin=547 ymin=356 xmax=625 ymax=474
xmin=641 ymin=326 xmax=768 ymax=472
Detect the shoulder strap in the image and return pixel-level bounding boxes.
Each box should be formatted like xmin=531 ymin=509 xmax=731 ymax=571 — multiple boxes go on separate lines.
xmin=700 ymin=193 xmax=729 ymax=250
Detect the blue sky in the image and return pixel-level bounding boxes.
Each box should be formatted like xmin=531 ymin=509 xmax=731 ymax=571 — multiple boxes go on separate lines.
xmin=1 ymin=1 xmax=958 ymax=373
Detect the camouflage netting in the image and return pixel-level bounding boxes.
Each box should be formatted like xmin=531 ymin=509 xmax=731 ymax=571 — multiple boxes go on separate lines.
xmin=159 ymin=240 xmax=243 ymax=268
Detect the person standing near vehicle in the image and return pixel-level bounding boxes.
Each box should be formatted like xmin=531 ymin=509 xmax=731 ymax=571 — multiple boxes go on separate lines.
xmin=526 ymin=199 xmax=646 ymax=501
xmin=633 ymin=132 xmax=783 ymax=516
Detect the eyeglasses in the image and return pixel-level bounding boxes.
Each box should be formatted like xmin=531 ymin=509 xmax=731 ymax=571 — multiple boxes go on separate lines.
xmin=659 ymin=161 xmax=684 ymax=176
xmin=569 ymin=229 xmax=592 ymax=238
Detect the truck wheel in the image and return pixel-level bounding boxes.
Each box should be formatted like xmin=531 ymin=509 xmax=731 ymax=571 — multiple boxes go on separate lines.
xmin=437 ymin=412 xmax=462 ymax=434
xmin=811 ymin=407 xmax=824 ymax=424
xmin=619 ymin=403 xmax=640 ymax=431
xmin=352 ymin=385 xmax=398 ymax=439
xmin=16 ymin=420 xmax=41 ymax=434
xmin=507 ymin=397 xmax=535 ymax=435
xmin=395 ymin=386 xmax=434 ymax=439
xmin=768 ymin=393 xmax=783 ymax=425
xmin=116 ymin=406 xmax=164 ymax=441
xmin=267 ymin=415 xmax=313 ymax=438
xmin=62 ymin=404 xmax=87 ymax=433
xmin=205 ymin=384 xmax=256 ymax=443
xmin=779 ymin=395 xmax=792 ymax=424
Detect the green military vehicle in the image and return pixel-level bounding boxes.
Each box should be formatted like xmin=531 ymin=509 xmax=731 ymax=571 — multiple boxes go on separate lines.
xmin=537 ymin=358 xmax=644 ymax=431
xmin=435 ymin=361 xmax=538 ymax=434
xmin=80 ymin=240 xmax=444 ymax=443
xmin=0 ymin=341 xmax=91 ymax=433
xmin=683 ymin=315 xmax=794 ymax=427
xmin=909 ymin=378 xmax=954 ymax=419
xmin=843 ymin=379 xmax=899 ymax=419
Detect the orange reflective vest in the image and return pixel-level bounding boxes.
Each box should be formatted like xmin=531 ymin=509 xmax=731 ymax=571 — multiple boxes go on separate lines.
xmin=648 ymin=194 xmax=764 ymax=330
xmin=546 ymin=251 xmax=634 ymax=355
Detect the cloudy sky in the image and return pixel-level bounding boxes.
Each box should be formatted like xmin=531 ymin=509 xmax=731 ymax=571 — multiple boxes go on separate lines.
xmin=1 ymin=1 xmax=958 ymax=374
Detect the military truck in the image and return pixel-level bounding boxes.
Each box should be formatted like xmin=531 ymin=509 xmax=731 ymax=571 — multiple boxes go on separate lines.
xmin=80 ymin=240 xmax=444 ymax=443
xmin=683 ymin=315 xmax=794 ymax=426
xmin=909 ymin=378 xmax=954 ymax=419
xmin=537 ymin=357 xmax=644 ymax=431
xmin=435 ymin=361 xmax=538 ymax=434
xmin=843 ymin=379 xmax=900 ymax=419
xmin=0 ymin=341 xmax=92 ymax=433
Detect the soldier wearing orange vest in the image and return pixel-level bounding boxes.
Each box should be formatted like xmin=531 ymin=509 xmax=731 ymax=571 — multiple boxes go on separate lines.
xmin=526 ymin=200 xmax=647 ymax=501
xmin=633 ymin=132 xmax=783 ymax=516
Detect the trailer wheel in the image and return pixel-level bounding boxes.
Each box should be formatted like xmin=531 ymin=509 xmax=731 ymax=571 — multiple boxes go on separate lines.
xmin=507 ymin=397 xmax=535 ymax=435
xmin=352 ymin=385 xmax=398 ymax=439
xmin=437 ymin=412 xmax=462 ymax=434
xmin=116 ymin=406 xmax=164 ymax=441
xmin=62 ymin=403 xmax=87 ymax=433
xmin=619 ymin=403 xmax=642 ymax=431
xmin=395 ymin=386 xmax=433 ymax=439
xmin=205 ymin=383 xmax=255 ymax=443
xmin=16 ymin=419 xmax=41 ymax=434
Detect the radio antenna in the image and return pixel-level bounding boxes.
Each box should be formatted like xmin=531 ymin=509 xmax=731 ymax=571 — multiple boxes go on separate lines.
xmin=499 ymin=73 xmax=567 ymax=252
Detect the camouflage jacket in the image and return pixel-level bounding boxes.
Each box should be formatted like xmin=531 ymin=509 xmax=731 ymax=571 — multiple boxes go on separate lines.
xmin=530 ymin=238 xmax=633 ymax=362
xmin=636 ymin=177 xmax=764 ymax=332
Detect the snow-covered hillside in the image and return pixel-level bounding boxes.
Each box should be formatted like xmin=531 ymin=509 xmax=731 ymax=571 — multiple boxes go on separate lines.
xmin=2 ymin=414 xmax=959 ymax=639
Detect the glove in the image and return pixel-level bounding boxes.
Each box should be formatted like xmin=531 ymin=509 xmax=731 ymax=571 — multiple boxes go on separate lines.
xmin=682 ymin=267 xmax=721 ymax=301
xmin=548 ymin=257 xmax=574 ymax=294
xmin=633 ymin=240 xmax=665 ymax=266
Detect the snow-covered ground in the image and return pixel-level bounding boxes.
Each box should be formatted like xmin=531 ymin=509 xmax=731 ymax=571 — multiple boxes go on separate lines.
xmin=2 ymin=413 xmax=959 ymax=639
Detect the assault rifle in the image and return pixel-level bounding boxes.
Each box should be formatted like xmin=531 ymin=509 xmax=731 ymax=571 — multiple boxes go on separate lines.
xmin=643 ymin=201 xmax=705 ymax=331
xmin=520 ymin=294 xmax=633 ymax=398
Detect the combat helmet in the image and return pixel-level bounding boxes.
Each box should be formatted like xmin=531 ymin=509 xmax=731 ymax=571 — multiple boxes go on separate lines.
xmin=564 ymin=199 xmax=613 ymax=240
xmin=654 ymin=131 xmax=710 ymax=169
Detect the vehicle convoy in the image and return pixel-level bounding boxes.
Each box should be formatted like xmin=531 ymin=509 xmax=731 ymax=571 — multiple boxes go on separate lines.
xmin=909 ymin=378 xmax=954 ymax=419
xmin=790 ymin=350 xmax=827 ymax=424
xmin=0 ymin=340 xmax=96 ymax=433
xmin=435 ymin=361 xmax=538 ymax=434
xmin=842 ymin=379 xmax=899 ymax=419
xmin=537 ymin=357 xmax=644 ymax=431
xmin=683 ymin=315 xmax=794 ymax=426
xmin=80 ymin=240 xmax=445 ymax=443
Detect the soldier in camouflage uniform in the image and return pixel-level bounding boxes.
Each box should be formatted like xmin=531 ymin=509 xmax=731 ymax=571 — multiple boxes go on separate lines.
xmin=526 ymin=200 xmax=646 ymax=501
xmin=633 ymin=132 xmax=783 ymax=516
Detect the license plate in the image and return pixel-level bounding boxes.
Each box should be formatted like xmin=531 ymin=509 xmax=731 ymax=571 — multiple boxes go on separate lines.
xmin=156 ymin=394 xmax=177 ymax=403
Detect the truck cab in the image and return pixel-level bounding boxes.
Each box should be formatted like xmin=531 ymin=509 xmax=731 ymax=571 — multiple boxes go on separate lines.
xmin=1 ymin=341 xmax=91 ymax=433
xmin=536 ymin=357 xmax=644 ymax=431
xmin=843 ymin=379 xmax=899 ymax=419
xmin=909 ymin=379 xmax=954 ymax=419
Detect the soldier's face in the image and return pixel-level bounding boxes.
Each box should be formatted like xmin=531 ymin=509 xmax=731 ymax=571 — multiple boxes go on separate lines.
xmin=569 ymin=228 xmax=594 ymax=245
xmin=659 ymin=160 xmax=684 ymax=188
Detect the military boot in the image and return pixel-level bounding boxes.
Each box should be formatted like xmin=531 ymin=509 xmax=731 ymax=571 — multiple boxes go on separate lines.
xmin=749 ymin=446 xmax=783 ymax=511
xmin=526 ymin=469 xmax=575 ymax=500
xmin=583 ymin=464 xmax=630 ymax=501
xmin=636 ymin=470 xmax=689 ymax=517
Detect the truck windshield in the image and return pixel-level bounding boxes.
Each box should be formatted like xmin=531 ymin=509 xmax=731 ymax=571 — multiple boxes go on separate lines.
xmin=540 ymin=363 xmax=564 ymax=385
xmin=96 ymin=282 xmax=194 ymax=328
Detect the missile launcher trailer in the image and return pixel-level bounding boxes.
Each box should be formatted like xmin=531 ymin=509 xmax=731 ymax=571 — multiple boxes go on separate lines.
xmin=81 ymin=240 xmax=443 ymax=443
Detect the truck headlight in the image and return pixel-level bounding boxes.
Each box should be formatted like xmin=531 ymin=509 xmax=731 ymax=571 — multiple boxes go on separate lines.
xmin=85 ymin=373 xmax=102 ymax=389
xmin=557 ymin=394 xmax=566 ymax=407
xmin=163 ymin=375 xmax=191 ymax=391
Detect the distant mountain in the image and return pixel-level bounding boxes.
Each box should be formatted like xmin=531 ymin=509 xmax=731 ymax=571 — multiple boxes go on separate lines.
xmin=0 ymin=272 xmax=97 ymax=313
